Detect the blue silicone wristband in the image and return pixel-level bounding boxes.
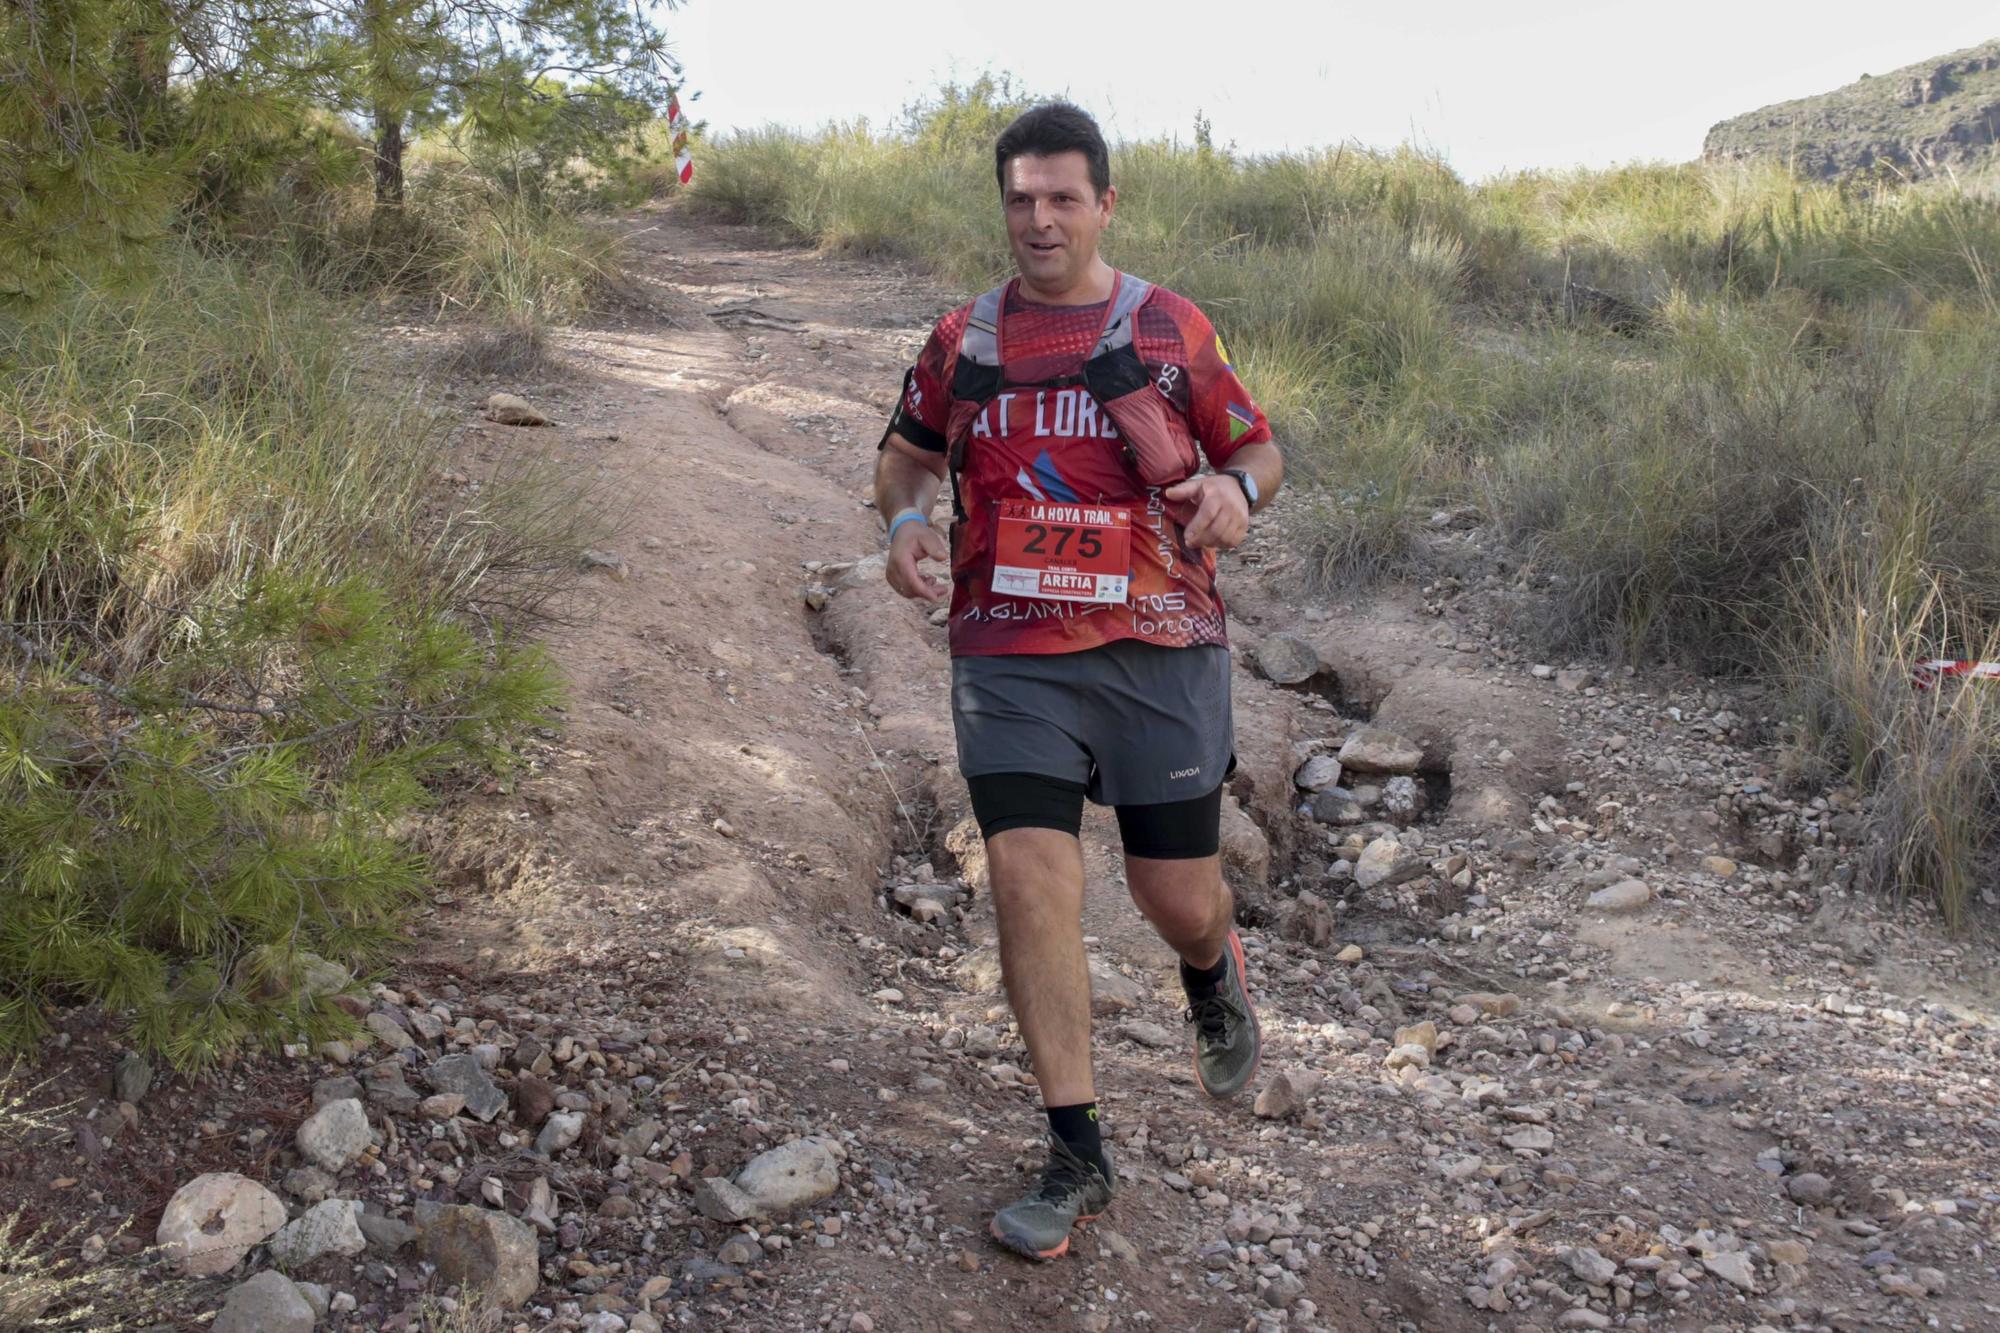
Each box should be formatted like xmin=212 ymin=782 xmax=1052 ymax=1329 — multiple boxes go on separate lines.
xmin=887 ymin=510 xmax=930 ymax=542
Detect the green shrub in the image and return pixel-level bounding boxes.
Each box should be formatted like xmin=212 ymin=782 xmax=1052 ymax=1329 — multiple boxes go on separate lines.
xmin=0 ymin=248 xmax=577 ymax=1066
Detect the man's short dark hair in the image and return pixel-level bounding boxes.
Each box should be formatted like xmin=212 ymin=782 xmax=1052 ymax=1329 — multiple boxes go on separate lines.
xmin=994 ymin=102 xmax=1111 ymax=198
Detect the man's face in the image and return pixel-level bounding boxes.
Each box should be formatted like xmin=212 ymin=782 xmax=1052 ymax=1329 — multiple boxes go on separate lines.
xmin=1002 ymin=151 xmax=1115 ymax=295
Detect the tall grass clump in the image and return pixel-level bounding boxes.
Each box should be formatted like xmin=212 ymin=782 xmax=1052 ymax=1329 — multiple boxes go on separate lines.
xmin=0 ymin=247 xmax=586 ymax=1067
xmin=697 ymin=87 xmax=2000 ymax=922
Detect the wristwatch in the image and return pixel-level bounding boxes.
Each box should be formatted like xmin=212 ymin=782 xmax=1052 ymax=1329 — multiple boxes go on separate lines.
xmin=1222 ymin=467 xmax=1259 ymax=509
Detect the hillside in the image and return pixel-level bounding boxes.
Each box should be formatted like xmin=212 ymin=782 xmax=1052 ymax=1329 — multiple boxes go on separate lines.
xmin=1703 ymin=39 xmax=2000 ymax=179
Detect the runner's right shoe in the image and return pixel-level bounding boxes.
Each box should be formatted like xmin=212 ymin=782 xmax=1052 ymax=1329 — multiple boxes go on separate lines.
xmin=989 ymin=1137 xmax=1115 ymax=1260
xmin=1186 ymin=927 xmax=1261 ymax=1097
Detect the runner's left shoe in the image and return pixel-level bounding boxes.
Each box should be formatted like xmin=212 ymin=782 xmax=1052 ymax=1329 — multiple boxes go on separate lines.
xmin=1186 ymin=927 xmax=1260 ymax=1098
xmin=989 ymin=1137 xmax=1115 ymax=1260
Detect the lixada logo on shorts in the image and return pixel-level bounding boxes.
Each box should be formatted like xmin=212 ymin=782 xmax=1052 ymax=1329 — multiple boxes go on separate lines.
xmin=1169 ymin=765 xmax=1201 ymax=780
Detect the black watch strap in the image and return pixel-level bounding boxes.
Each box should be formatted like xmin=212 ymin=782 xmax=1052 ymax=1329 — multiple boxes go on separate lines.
xmin=1223 ymin=467 xmax=1257 ymax=508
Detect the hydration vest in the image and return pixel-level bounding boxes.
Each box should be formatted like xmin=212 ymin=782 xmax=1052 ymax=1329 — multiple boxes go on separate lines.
xmin=942 ymin=272 xmax=1202 ymax=525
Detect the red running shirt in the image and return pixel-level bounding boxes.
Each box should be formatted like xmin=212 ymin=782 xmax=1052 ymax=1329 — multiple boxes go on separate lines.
xmin=888 ymin=280 xmax=1271 ymax=657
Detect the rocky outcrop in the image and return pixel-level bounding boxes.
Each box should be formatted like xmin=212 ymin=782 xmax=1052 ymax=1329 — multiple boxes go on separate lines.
xmin=1704 ymin=40 xmax=2000 ymax=180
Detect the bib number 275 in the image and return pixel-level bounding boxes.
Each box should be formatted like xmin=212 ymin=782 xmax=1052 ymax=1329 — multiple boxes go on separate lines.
xmin=992 ymin=500 xmax=1133 ymax=604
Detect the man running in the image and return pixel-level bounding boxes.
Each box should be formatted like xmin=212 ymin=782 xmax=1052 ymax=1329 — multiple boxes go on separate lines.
xmin=873 ymin=102 xmax=1283 ymax=1261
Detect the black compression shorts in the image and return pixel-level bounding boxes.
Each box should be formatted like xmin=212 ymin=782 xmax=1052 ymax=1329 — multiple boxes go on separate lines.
xmin=965 ymin=771 xmax=1223 ymax=860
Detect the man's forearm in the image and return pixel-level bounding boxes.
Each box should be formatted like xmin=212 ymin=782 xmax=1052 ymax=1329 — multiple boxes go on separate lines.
xmin=874 ymin=437 xmax=947 ymax=529
xmin=1229 ymin=441 xmax=1284 ymax=514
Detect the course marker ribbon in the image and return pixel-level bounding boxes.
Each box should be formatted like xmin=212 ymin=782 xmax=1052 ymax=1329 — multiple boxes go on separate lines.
xmin=667 ymin=91 xmax=693 ymax=186
xmin=1911 ymin=659 xmax=2000 ymax=689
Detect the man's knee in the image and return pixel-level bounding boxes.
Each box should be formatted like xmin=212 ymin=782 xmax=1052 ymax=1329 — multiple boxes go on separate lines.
xmin=987 ymin=826 xmax=1084 ymax=915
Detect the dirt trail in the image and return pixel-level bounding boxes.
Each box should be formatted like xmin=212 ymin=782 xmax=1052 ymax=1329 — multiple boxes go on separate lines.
xmin=405 ymin=206 xmax=2000 ymax=1332
xmin=33 ymin=204 xmax=1994 ymax=1333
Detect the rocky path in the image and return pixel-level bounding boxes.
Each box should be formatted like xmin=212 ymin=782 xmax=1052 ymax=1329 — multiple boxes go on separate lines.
xmin=22 ymin=206 xmax=2000 ymax=1333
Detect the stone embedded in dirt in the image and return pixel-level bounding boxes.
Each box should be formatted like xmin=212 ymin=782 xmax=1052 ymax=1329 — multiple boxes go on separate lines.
xmin=871 ymin=988 xmax=904 ymax=1004
xmin=112 ymin=1051 xmax=152 ymax=1106
xmin=1702 ymin=1249 xmax=1758 ymax=1291
xmin=267 ymin=1198 xmax=367 ymax=1267
xmin=1087 ymin=958 xmax=1145 ymax=1016
xmin=962 ymin=1025 xmax=1001 ymax=1058
xmin=1555 ymin=1311 xmax=1610 ymax=1330
xmin=1393 ymin=1021 xmax=1439 ymax=1054
xmin=1456 ymin=991 xmax=1522 ymax=1017
xmin=1501 ymin=1126 xmax=1554 ymax=1153
xmin=1307 ymin=789 xmax=1365 ymax=826
xmin=361 ymin=1062 xmax=419 ymax=1115
xmin=312 ymin=1074 xmax=361 ymax=1108
xmin=419 ymin=1092 xmax=465 ymax=1120
xmin=1353 ymin=837 xmax=1424 ymax=890
xmin=537 ymin=1110 xmax=586 ymax=1155
xmin=1253 ymin=1072 xmax=1311 ymax=1120
xmin=1565 ymin=1246 xmax=1618 ymax=1285
xmin=1584 ymin=879 xmax=1651 ymax=913
xmin=282 ymin=1165 xmax=334 ymax=1203
xmin=1115 ymin=1020 xmax=1176 ymax=1049
xmin=1335 ymin=944 xmax=1364 ymax=963
xmin=1278 ymin=891 xmax=1336 ymax=947
xmin=581 ymin=548 xmax=631 ymax=581
xmin=1769 ymin=1239 xmax=1811 ymax=1266
xmin=157 ymin=1172 xmax=288 ymax=1276
xmin=1786 ymin=1171 xmax=1835 ymax=1204
xmin=297 ymin=1097 xmax=371 ymax=1172
xmin=514 ymin=1074 xmax=558 ymax=1127
xmin=1097 ymin=1229 xmax=1140 ymax=1263
xmin=363 ymin=1012 xmax=414 ymax=1051
xmin=735 ymin=1138 xmax=841 ymax=1215
xmin=1383 ymin=1043 xmax=1431 ymax=1071
xmin=1293 ymin=755 xmax=1343 ymax=791
xmin=483 ymin=392 xmax=551 ymax=427
xmin=1556 ymin=667 xmax=1594 ymax=692
xmin=893 ymin=882 xmax=968 ymax=909
xmin=1380 ymin=775 xmax=1428 ymax=825
xmin=694 ymin=1175 xmax=760 ymax=1224
xmin=212 ymin=1271 xmax=315 ymax=1333
xmin=424 ymin=1053 xmax=507 ymax=1123
xmin=717 ymin=1233 xmax=761 ymax=1266
xmin=357 ymin=1210 xmax=419 ymax=1255
xmin=1701 ymin=855 xmax=1739 ymax=878
xmin=1337 ymin=727 xmax=1424 ymax=775
xmin=1253 ymin=634 xmax=1321 ymax=684
xmin=421 ymin=1205 xmax=541 ymax=1309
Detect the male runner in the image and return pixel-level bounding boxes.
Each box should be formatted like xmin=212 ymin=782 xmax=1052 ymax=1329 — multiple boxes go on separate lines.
xmin=873 ymin=102 xmax=1283 ymax=1260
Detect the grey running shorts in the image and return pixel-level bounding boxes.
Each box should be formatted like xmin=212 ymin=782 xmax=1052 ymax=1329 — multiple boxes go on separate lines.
xmin=950 ymin=639 xmax=1235 ymax=807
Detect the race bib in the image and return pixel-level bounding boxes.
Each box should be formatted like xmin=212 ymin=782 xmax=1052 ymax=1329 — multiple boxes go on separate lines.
xmin=991 ymin=500 xmax=1133 ymax=603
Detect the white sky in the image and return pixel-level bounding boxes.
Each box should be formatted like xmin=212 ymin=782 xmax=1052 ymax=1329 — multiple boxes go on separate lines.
xmin=670 ymin=1 xmax=1997 ymax=180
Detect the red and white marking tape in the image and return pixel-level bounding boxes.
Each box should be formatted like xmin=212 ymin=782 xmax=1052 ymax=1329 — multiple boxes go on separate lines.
xmin=1911 ymin=659 xmax=2000 ymax=689
xmin=668 ymin=91 xmax=693 ymax=186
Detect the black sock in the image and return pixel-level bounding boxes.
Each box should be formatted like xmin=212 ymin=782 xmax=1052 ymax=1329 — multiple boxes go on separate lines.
xmin=1045 ymin=1102 xmax=1105 ymax=1174
xmin=1180 ymin=953 xmax=1228 ymax=1001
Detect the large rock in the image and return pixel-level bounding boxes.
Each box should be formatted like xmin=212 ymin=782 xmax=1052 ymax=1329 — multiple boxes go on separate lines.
xmin=157 ymin=1172 xmax=287 ymax=1276
xmin=1254 ymin=634 xmax=1321 ymax=684
xmin=212 ymin=1271 xmax=316 ymax=1333
xmin=296 ymin=1097 xmax=371 ymax=1172
xmin=1353 ymin=837 xmax=1425 ymax=890
xmin=733 ymin=1138 xmax=840 ymax=1215
xmin=536 ymin=1110 xmax=586 ymax=1156
xmin=421 ymin=1206 xmax=541 ymax=1309
xmin=424 ymin=1053 xmax=507 ymax=1122
xmin=268 ymin=1198 xmax=367 ymax=1267
xmin=1337 ymin=727 xmax=1423 ymax=775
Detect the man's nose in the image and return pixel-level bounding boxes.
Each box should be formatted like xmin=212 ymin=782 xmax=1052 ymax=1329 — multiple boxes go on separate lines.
xmin=1031 ymin=199 xmax=1055 ymax=230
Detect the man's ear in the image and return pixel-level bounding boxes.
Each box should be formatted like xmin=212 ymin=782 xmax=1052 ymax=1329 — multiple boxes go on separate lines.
xmin=1100 ymin=184 xmax=1117 ymax=224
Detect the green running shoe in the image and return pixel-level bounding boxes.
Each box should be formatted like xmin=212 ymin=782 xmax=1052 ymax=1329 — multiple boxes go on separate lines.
xmin=1185 ymin=928 xmax=1261 ymax=1098
xmin=989 ymin=1137 xmax=1115 ymax=1260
